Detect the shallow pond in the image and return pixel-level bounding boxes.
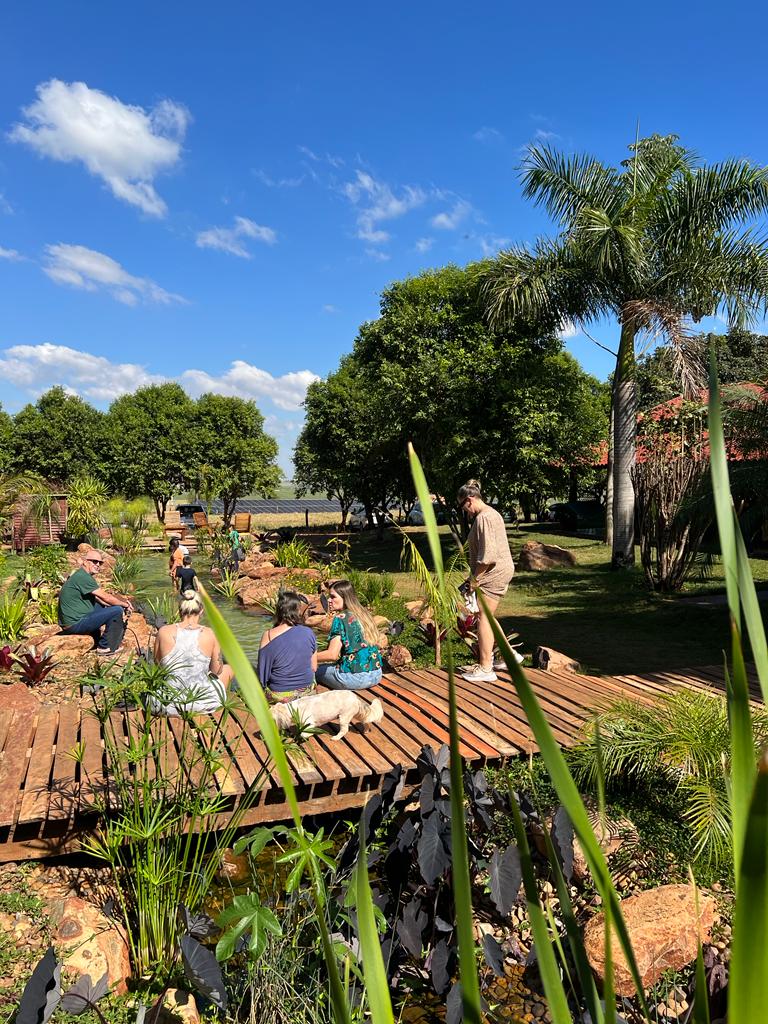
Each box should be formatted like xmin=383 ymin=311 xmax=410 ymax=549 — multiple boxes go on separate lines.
xmin=135 ymin=552 xmax=268 ymax=660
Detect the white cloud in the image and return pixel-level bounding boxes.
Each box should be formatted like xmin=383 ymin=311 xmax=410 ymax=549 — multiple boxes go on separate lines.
xmin=478 ymin=234 xmax=512 ymax=257
xmin=299 ymin=145 xmax=344 ymax=168
xmin=181 ymin=363 xmax=319 ymax=411
xmin=415 ymin=237 xmax=433 ymax=253
xmin=196 ymin=216 xmax=277 ymax=258
xmin=534 ymin=128 xmax=560 ymax=142
xmin=0 ymin=343 xmax=164 ymax=402
xmin=431 ymin=200 xmax=472 ymax=230
xmin=322 ymin=304 xmax=339 ymax=314
xmin=43 ymin=243 xmax=186 ymax=305
xmin=253 ymin=169 xmax=306 ymax=188
xmin=0 ymin=193 xmax=13 ymax=215
xmin=365 ymin=248 xmax=391 ymax=262
xmin=9 ymin=80 xmax=189 ymax=217
xmin=0 ymin=245 xmax=23 ymax=261
xmin=559 ymin=321 xmax=579 ymax=340
xmin=473 ymin=126 xmax=503 ymax=143
xmin=342 ymin=170 xmax=426 ymax=244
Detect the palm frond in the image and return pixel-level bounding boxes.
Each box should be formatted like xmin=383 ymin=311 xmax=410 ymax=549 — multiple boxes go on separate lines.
xmin=682 ymin=775 xmax=733 ymax=866
xmin=521 ymin=145 xmax=620 ymax=224
xmin=661 ymin=160 xmax=768 ymax=242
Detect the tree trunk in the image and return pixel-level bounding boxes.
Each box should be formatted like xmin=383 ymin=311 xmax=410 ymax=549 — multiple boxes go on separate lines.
xmin=568 ymin=468 xmax=578 ymax=504
xmin=154 ymin=497 xmax=166 ymax=523
xmin=611 ymin=322 xmax=637 ymax=568
xmin=605 ymin=395 xmax=614 ymax=548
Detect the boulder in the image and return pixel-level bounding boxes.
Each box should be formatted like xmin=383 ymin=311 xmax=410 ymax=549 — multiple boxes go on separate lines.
xmin=25 ymin=624 xmax=62 ymax=648
xmin=386 ymin=644 xmax=413 ymax=669
xmin=533 ymin=646 xmax=580 ymax=673
xmin=237 ymin=579 xmax=283 ymax=610
xmin=48 ymin=895 xmax=131 ymax=995
xmin=304 ymin=612 xmax=335 ymax=633
xmin=0 ymin=680 xmax=41 ymax=714
xmin=217 ymin=847 xmax=250 ymax=884
xmin=572 ymin=811 xmax=638 ymax=884
xmin=238 ymin=550 xmax=274 ymax=578
xmin=517 ymin=541 xmax=577 ymax=571
xmin=160 ymin=990 xmax=200 ymax=1024
xmin=43 ymin=634 xmax=96 ymax=658
xmin=246 ymin=563 xmax=289 ymax=581
xmin=373 ymin=615 xmax=391 ymax=628
xmin=583 ymin=884 xmax=716 ymax=996
xmin=376 ymin=631 xmax=390 ymax=651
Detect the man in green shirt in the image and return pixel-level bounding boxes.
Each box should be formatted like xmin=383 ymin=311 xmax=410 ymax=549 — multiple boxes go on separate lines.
xmin=58 ymin=548 xmax=134 ymax=654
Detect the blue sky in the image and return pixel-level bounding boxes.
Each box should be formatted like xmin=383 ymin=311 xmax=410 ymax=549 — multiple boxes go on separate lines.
xmin=1 ymin=1 xmax=766 ymax=473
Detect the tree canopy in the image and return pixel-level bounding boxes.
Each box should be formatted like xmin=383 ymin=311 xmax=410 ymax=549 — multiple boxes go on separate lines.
xmin=192 ymin=393 xmax=280 ymax=525
xmin=11 ymin=386 xmax=105 ymax=482
xmin=295 ymin=265 xmax=608 ymax=519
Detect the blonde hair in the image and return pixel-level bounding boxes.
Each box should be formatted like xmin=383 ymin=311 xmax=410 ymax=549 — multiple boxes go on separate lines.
xmin=457 ymin=478 xmax=483 ymax=504
xmin=329 ymin=579 xmax=381 ymax=646
xmin=179 ymin=589 xmax=203 ymax=618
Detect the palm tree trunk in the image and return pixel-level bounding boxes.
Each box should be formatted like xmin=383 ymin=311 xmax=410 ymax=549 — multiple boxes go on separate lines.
xmin=605 ymin=398 xmax=614 ymax=548
xmin=611 ymin=321 xmax=637 ymax=568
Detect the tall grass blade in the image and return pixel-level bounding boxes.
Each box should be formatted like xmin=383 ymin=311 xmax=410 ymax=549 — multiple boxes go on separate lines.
xmin=508 ymin=793 xmax=572 ymax=1024
xmin=408 ymin=443 xmax=483 ymax=1024
xmin=707 ymin=355 xmax=756 ymax=877
xmin=728 ymin=751 xmax=768 ymax=1021
xmin=484 ymin=597 xmax=650 ymax=1016
xmin=198 ymin=584 xmax=353 ymax=1024
xmin=355 ymin=822 xmax=394 ymax=1024
xmin=734 ymin=519 xmax=768 ymax=702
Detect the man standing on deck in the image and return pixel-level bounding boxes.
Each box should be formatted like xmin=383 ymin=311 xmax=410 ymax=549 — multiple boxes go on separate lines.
xmin=57 ymin=548 xmax=134 ymax=655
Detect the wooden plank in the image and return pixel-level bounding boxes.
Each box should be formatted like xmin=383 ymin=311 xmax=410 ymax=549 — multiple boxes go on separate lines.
xmin=196 ymin=714 xmax=243 ymax=797
xmin=18 ymin=709 xmax=59 ymax=823
xmin=48 ymin=704 xmax=80 ymax=821
xmin=0 ymin=709 xmax=36 ymax=827
xmin=125 ymin=709 xmax=156 ymax=787
xmin=375 ymin=681 xmax=485 ymax=760
xmin=222 ymin=711 xmax=275 ymax=790
xmin=79 ymin=709 xmax=106 ymax=812
xmin=354 ymin=690 xmax=429 ymax=764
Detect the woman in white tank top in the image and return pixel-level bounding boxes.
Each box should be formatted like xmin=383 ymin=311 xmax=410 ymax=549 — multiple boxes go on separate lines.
xmin=151 ymin=589 xmax=233 ymax=715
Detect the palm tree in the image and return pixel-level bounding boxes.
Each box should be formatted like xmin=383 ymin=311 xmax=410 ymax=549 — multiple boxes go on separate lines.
xmin=482 ymin=134 xmax=768 ymax=567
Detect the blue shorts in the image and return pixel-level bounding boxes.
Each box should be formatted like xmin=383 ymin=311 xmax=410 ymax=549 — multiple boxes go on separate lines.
xmin=315 ymin=665 xmax=382 ymax=690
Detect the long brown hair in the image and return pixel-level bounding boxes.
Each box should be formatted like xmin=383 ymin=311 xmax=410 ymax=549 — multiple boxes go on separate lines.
xmin=329 ymin=579 xmax=380 ymax=646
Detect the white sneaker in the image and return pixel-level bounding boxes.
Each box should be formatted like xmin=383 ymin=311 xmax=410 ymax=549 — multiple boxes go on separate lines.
xmin=492 ymin=650 xmax=525 ymax=670
xmin=461 ymin=665 xmax=498 ymax=683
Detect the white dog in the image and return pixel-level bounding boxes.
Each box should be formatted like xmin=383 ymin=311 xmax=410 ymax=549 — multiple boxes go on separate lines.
xmin=271 ymin=690 xmax=384 ymax=740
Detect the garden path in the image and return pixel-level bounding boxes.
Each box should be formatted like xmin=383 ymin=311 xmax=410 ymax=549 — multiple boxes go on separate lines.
xmin=0 ymin=663 xmax=752 ymax=861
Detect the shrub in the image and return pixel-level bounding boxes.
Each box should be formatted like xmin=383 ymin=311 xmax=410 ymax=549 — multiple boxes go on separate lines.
xmin=111 ymin=555 xmax=142 ymax=593
xmin=273 ymin=538 xmax=314 ymax=569
xmin=66 ymin=474 xmax=107 ymax=538
xmin=24 ymin=544 xmax=68 ymax=587
xmin=0 ymin=592 xmax=27 ymax=643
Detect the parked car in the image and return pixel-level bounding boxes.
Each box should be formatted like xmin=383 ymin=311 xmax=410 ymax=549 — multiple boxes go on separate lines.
xmin=348 ymin=503 xmax=393 ymax=530
xmin=406 ymin=500 xmax=449 ymax=526
xmin=176 ymin=503 xmax=206 ymax=528
xmin=546 ymin=500 xmax=604 ymax=533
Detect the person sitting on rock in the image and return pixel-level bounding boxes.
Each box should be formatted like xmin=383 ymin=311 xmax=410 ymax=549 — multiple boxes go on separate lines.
xmin=58 ymin=548 xmax=134 ymax=655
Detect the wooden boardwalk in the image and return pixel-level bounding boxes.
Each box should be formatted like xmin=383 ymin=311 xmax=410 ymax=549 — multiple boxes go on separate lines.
xmin=0 ymin=663 xmax=746 ymax=861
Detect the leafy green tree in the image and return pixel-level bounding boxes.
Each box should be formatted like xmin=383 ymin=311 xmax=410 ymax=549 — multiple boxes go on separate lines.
xmin=350 ymin=266 xmax=607 ymax=518
xmin=294 ymin=356 xmax=397 ymax=529
xmin=483 ymin=134 xmax=768 ymax=567
xmin=0 ymin=404 xmax=12 ymax=475
xmin=192 ymin=394 xmax=280 ymax=526
xmin=104 ymin=383 xmax=194 ymax=521
xmin=11 ymin=386 xmax=105 ymax=482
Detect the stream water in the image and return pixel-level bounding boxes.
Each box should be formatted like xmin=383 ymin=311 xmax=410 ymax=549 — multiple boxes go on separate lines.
xmin=135 ymin=552 xmax=269 ymax=659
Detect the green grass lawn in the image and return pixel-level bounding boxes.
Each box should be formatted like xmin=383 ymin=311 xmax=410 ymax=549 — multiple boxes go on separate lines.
xmin=344 ymin=523 xmax=768 ymax=676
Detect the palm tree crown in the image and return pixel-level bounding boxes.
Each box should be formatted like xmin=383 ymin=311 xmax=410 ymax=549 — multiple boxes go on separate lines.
xmin=483 ymin=134 xmax=768 ymax=566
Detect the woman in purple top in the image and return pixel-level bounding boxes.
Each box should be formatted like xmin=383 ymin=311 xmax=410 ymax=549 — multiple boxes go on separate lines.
xmin=257 ymin=590 xmax=317 ymax=702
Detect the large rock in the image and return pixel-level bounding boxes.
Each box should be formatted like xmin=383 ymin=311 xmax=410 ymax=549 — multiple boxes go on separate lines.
xmin=160 ymin=990 xmax=200 ymax=1024
xmin=237 ymin=578 xmax=283 ymax=610
xmin=0 ymin=680 xmax=41 ymax=714
xmin=533 ymin=646 xmax=580 ymax=673
xmin=517 ymin=541 xmax=577 ymax=571
xmin=43 ymin=634 xmax=96 ymax=658
xmin=25 ymin=624 xmax=62 ymax=648
xmin=583 ymin=884 xmax=716 ymax=996
xmin=49 ymin=895 xmax=131 ymax=995
xmin=386 ymin=644 xmax=413 ymax=669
